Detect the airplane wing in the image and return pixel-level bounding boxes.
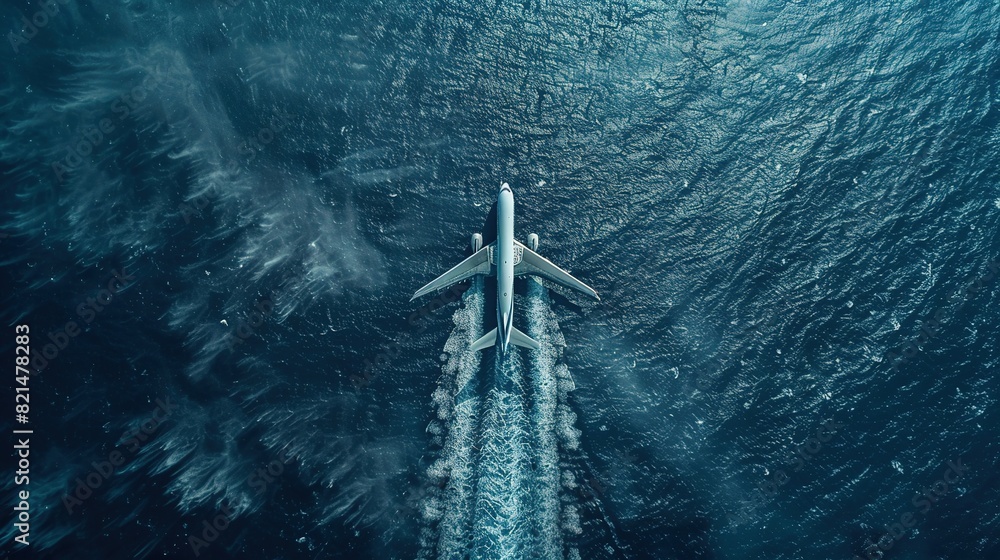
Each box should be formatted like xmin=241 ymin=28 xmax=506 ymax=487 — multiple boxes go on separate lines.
xmin=411 ymin=245 xmax=492 ymax=301
xmin=514 ymin=241 xmax=599 ymax=300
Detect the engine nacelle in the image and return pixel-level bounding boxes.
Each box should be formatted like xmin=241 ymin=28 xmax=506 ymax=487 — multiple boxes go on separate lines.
xmin=527 ymin=233 xmax=539 ymax=251
xmin=471 ymin=233 xmax=483 ymax=252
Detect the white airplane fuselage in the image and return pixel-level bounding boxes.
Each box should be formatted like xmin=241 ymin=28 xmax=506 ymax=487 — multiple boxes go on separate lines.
xmin=496 ymin=183 xmax=515 ymax=354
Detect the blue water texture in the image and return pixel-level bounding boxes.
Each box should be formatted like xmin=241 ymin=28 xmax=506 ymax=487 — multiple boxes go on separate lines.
xmin=1 ymin=0 xmax=999 ymax=559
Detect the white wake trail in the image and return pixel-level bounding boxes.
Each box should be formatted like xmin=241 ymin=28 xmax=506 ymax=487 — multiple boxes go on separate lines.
xmin=526 ymin=278 xmax=581 ymax=559
xmin=470 ymin=354 xmax=533 ymax=560
xmin=421 ymin=278 xmax=583 ymax=560
xmin=421 ymin=278 xmax=485 ymax=560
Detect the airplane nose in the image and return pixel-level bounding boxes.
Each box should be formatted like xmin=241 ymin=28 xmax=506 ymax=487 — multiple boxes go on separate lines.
xmin=500 ymin=182 xmax=511 ymax=194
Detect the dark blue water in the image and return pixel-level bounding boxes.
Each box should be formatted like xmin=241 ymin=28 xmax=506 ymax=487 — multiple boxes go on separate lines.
xmin=2 ymin=0 xmax=999 ymax=558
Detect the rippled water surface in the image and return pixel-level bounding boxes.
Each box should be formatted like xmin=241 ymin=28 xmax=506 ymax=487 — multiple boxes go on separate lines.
xmin=1 ymin=0 xmax=999 ymax=558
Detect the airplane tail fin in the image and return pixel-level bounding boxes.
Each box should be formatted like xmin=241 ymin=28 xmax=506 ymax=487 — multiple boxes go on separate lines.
xmin=510 ymin=326 xmax=540 ymax=350
xmin=470 ymin=328 xmax=497 ymax=352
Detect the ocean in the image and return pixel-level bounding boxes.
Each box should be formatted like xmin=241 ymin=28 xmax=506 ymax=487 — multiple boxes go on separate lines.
xmin=1 ymin=0 xmax=998 ymax=558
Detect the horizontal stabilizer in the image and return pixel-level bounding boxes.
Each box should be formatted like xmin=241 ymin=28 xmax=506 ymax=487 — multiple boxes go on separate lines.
xmin=411 ymin=245 xmax=492 ymax=301
xmin=469 ymin=327 xmax=539 ymax=352
xmin=470 ymin=328 xmax=497 ymax=352
xmin=513 ymin=241 xmax=599 ymax=300
xmin=509 ymin=326 xmax=540 ymax=350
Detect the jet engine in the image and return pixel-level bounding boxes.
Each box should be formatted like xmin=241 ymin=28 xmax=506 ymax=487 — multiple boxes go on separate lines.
xmin=471 ymin=233 xmax=483 ymax=252
xmin=527 ymin=233 xmax=539 ymax=251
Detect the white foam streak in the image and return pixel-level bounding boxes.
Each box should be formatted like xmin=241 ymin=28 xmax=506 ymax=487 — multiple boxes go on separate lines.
xmin=470 ymin=354 xmax=533 ymax=559
xmin=526 ymin=278 xmax=568 ymax=558
xmin=419 ymin=279 xmax=584 ymax=559
xmin=424 ymin=279 xmax=485 ymax=559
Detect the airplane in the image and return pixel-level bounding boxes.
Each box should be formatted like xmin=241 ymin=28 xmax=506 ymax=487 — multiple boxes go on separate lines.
xmin=410 ymin=182 xmax=599 ymax=354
